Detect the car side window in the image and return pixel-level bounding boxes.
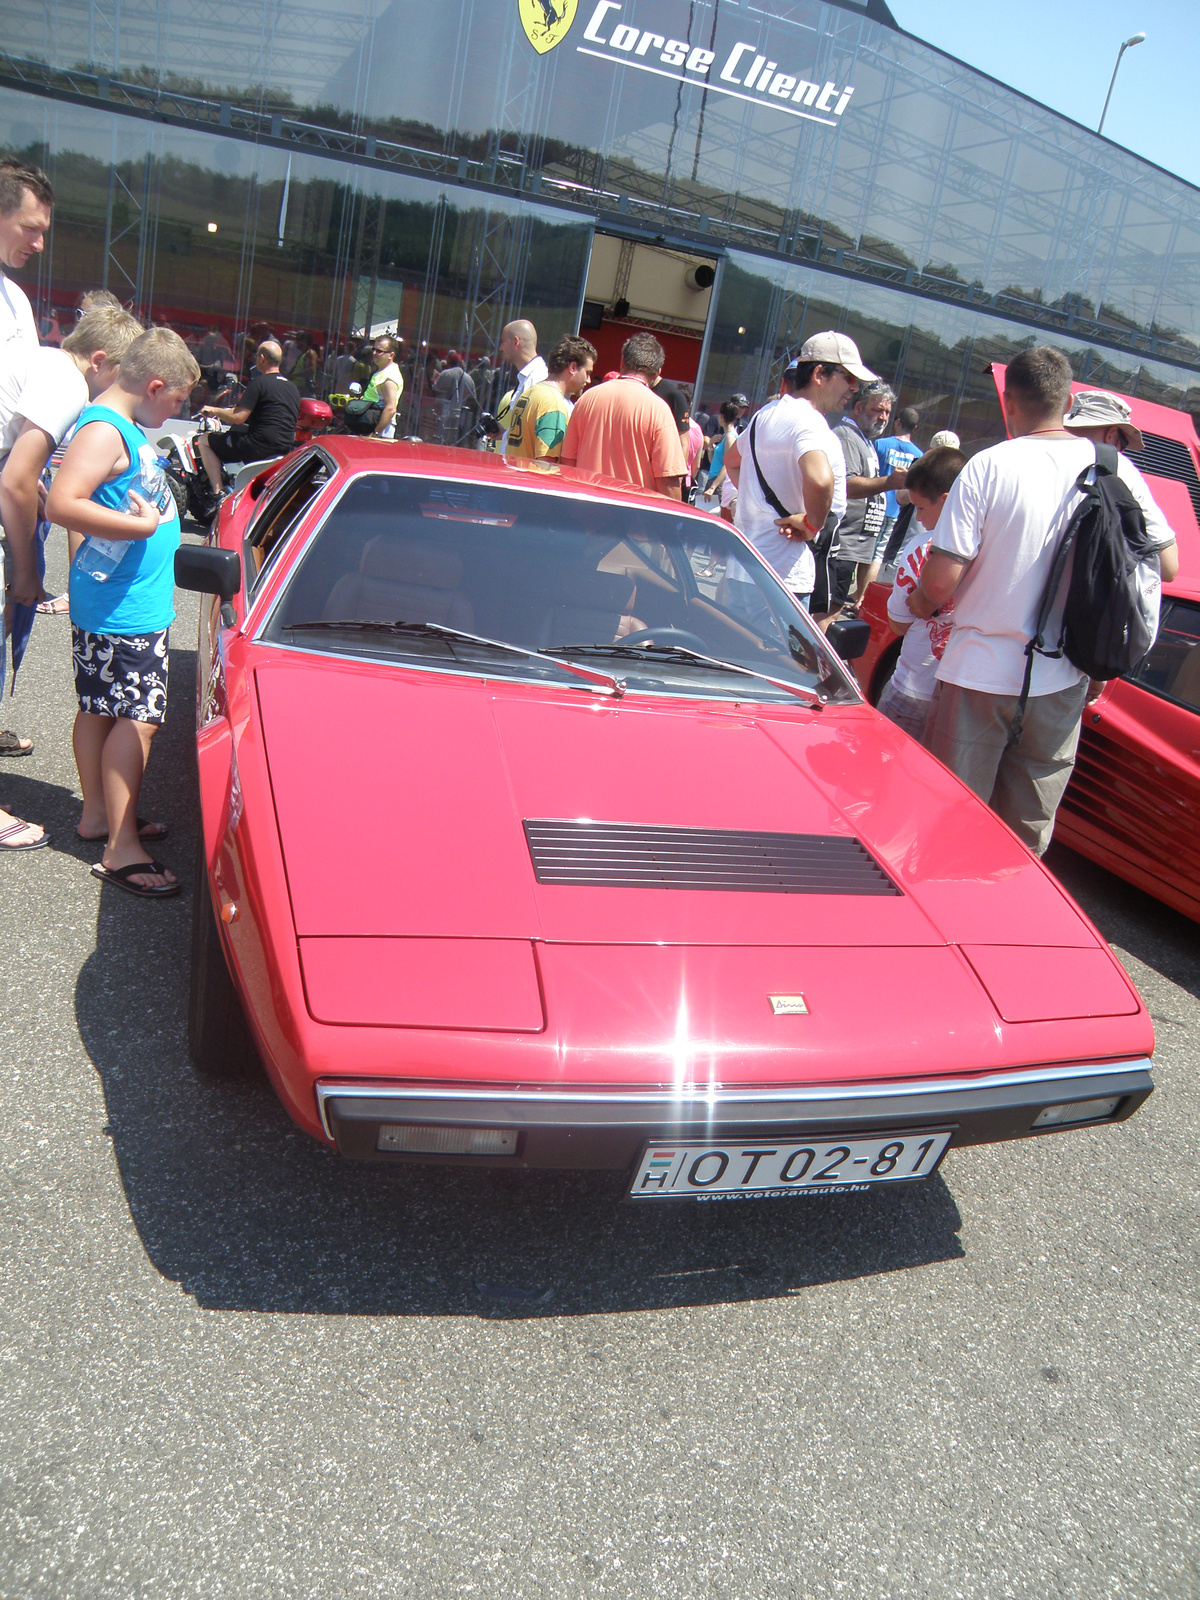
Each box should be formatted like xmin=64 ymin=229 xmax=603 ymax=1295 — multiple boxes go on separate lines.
xmin=1127 ymin=599 xmax=1200 ymax=712
xmin=245 ymin=453 xmax=331 ymax=600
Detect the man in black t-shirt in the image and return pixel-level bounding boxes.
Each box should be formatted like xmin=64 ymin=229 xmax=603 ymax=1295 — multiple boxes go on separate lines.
xmin=198 ymin=339 xmax=300 ymax=496
xmin=651 ymin=374 xmax=689 ymax=433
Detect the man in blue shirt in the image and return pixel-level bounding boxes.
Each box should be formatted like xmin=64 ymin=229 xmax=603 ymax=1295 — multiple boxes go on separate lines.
xmin=871 ymin=405 xmax=923 ymax=586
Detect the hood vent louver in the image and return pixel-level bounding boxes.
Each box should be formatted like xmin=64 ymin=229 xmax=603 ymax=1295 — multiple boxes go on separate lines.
xmin=523 ymin=820 xmax=902 ymax=896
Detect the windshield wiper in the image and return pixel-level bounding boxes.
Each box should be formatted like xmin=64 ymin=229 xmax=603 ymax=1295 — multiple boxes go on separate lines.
xmin=282 ymin=619 xmax=624 ymax=697
xmin=542 ymin=641 xmax=824 ymax=705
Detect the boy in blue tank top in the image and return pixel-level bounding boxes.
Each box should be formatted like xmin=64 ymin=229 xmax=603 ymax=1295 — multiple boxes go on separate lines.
xmin=47 ymin=327 xmax=200 ymax=898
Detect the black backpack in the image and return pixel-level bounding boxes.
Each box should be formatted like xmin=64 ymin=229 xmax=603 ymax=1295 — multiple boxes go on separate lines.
xmin=1010 ymin=442 xmax=1160 ymax=745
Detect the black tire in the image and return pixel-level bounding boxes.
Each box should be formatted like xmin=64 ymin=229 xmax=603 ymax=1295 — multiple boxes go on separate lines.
xmin=165 ymin=470 xmax=188 ymax=522
xmin=188 ymin=836 xmax=258 ymax=1077
xmin=185 ymin=475 xmax=216 ymax=528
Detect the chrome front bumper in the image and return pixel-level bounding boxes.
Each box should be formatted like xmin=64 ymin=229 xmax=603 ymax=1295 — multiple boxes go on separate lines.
xmin=315 ymin=1058 xmax=1153 ymax=1166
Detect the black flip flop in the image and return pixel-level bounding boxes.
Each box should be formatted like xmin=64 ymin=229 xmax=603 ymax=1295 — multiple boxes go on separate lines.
xmin=77 ymin=817 xmax=169 ymax=843
xmin=0 ymin=731 xmax=34 ymax=758
xmin=91 ymin=858 xmax=181 ymax=898
xmin=0 ymin=819 xmax=51 ymax=851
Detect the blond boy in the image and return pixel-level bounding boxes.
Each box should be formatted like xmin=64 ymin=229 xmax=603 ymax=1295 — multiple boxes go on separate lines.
xmin=47 ymin=327 xmax=199 ymax=897
xmin=0 ymin=305 xmax=143 ymax=850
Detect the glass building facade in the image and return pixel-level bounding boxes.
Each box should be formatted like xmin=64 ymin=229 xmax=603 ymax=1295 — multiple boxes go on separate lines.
xmin=3 ymin=0 xmax=1198 ymax=444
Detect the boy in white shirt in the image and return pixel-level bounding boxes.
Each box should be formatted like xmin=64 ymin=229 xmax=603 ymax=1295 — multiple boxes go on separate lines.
xmin=876 ymin=446 xmax=966 ymax=739
xmin=1 ymin=305 xmax=144 ymax=602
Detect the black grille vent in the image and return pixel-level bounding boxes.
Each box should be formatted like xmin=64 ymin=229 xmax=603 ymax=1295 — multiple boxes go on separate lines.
xmin=1125 ymin=431 xmax=1200 ymax=524
xmin=523 ymin=820 xmax=902 ymax=896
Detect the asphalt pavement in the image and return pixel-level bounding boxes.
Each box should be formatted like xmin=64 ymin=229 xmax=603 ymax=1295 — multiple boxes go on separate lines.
xmin=1 ymin=533 xmax=1197 ymax=1599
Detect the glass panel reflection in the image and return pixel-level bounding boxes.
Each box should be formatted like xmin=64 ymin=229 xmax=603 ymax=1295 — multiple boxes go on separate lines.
xmin=3 ymin=0 xmax=1196 ymax=350
xmin=0 ymin=87 xmax=591 ymax=441
xmin=698 ymin=250 xmax=1200 ymax=454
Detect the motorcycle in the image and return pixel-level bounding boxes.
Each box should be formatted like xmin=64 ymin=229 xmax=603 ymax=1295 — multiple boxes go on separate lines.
xmin=155 ymin=420 xmax=224 ymax=528
xmin=157 ymin=386 xmax=330 ymax=529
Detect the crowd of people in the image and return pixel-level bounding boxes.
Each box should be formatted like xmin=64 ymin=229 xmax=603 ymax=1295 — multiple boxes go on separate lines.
xmin=450 ymin=311 xmax=1182 ymax=861
xmin=1 ymin=158 xmax=199 ymax=891
xmin=718 ymin=334 xmax=1179 ymax=855
xmin=0 ymin=150 xmax=1182 ymax=883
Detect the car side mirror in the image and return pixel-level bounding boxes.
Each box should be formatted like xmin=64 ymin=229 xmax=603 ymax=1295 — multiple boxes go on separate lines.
xmin=826 ymin=616 xmax=870 ymax=662
xmin=176 ymin=546 xmax=241 ymax=627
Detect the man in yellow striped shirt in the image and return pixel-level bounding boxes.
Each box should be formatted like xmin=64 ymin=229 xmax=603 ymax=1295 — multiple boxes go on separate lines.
xmin=506 ymin=334 xmax=596 ymax=460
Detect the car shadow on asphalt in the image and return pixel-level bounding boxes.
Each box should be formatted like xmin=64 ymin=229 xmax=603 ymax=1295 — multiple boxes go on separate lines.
xmin=1043 ymin=842 xmax=1200 ymax=1003
xmin=74 ymin=648 xmax=965 ymax=1318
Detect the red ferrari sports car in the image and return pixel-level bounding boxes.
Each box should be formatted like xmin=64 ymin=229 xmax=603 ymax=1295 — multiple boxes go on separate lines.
xmin=176 ymin=438 xmax=1152 ymax=1200
xmin=855 ymin=373 xmax=1200 ymax=924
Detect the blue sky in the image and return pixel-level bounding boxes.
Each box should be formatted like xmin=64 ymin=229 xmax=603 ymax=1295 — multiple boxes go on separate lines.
xmin=888 ymin=0 xmax=1199 ymax=188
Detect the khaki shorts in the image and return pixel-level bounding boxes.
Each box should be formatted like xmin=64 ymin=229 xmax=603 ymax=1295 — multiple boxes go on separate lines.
xmin=924 ymin=677 xmax=1089 ymax=856
xmin=876 ymin=679 xmax=931 ymax=742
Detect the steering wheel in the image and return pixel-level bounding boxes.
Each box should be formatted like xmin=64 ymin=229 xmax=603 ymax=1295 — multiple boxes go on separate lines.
xmin=617 ymin=626 xmax=710 ymax=650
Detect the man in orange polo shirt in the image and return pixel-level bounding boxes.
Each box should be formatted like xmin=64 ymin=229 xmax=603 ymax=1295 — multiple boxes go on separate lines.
xmin=559 ymin=332 xmax=686 ymax=497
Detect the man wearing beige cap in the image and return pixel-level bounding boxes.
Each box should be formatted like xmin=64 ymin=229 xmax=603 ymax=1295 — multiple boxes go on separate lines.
xmin=724 ymin=332 xmax=871 ymax=612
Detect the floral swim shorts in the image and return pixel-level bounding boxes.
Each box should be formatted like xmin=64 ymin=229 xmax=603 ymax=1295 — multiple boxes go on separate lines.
xmin=71 ymin=625 xmax=170 ymax=722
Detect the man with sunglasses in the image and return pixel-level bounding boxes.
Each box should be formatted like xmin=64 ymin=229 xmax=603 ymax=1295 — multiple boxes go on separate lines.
xmin=364 ymin=335 xmax=404 ymax=439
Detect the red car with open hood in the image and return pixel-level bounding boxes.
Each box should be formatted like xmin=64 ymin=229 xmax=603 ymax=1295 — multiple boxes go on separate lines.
xmin=176 ymin=437 xmax=1153 ymax=1203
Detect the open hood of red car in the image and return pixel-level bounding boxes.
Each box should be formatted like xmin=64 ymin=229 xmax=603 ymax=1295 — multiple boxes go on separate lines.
xmin=256 ymin=657 xmax=1098 ymax=950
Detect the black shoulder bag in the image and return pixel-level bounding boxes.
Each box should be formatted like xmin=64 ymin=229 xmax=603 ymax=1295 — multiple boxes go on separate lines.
xmin=746 ymin=416 xmax=793 ymax=518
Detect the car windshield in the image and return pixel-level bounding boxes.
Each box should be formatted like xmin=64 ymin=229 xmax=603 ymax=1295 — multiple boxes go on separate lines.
xmin=262 ymin=472 xmax=858 ymax=704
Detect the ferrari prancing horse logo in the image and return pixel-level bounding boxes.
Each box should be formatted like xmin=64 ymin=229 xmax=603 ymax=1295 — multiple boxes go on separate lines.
xmin=519 ymin=0 xmax=578 ymax=53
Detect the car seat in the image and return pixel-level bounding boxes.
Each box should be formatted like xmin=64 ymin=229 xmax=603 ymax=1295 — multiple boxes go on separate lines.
xmin=537 ymin=567 xmax=637 ymax=648
xmin=321 ymin=537 xmax=474 ymax=629
xmin=1168 ymin=637 xmax=1200 ymax=709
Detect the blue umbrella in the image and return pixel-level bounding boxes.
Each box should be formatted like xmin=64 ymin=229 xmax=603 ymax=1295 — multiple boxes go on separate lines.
xmin=4 ymin=485 xmax=51 ymax=697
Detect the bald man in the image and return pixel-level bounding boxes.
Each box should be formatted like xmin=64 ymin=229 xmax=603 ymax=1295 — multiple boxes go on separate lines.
xmin=495 ymin=319 xmax=546 ymax=455
xmin=199 ymin=337 xmax=300 ymax=497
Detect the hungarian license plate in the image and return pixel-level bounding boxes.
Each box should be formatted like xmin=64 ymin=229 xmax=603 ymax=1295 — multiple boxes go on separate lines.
xmin=628 ymin=1130 xmax=952 ymax=1201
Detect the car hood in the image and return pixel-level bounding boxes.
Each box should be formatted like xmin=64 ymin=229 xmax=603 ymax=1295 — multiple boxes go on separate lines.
xmin=256 ymin=657 xmax=1096 ymax=952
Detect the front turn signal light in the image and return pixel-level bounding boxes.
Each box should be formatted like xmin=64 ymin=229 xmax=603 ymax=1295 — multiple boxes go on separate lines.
xmin=1032 ymin=1097 xmax=1121 ymax=1128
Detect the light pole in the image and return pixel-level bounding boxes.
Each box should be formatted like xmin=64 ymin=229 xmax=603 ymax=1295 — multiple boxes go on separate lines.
xmin=1098 ymin=33 xmax=1145 ymax=135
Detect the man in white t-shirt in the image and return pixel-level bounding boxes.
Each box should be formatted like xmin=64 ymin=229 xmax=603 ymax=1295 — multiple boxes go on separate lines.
xmin=0 ymin=161 xmax=51 ymax=370
xmin=908 ymin=347 xmax=1179 ymax=855
xmin=0 ymin=161 xmax=55 ymax=783
xmin=724 ymin=331 xmax=870 ymax=607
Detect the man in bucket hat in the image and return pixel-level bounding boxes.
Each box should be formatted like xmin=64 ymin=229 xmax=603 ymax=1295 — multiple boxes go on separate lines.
xmin=1061 ymin=389 xmax=1145 ymax=453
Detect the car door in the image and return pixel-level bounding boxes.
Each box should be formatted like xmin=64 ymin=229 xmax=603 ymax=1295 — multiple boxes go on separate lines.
xmin=1058 ymin=597 xmax=1200 ymax=921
